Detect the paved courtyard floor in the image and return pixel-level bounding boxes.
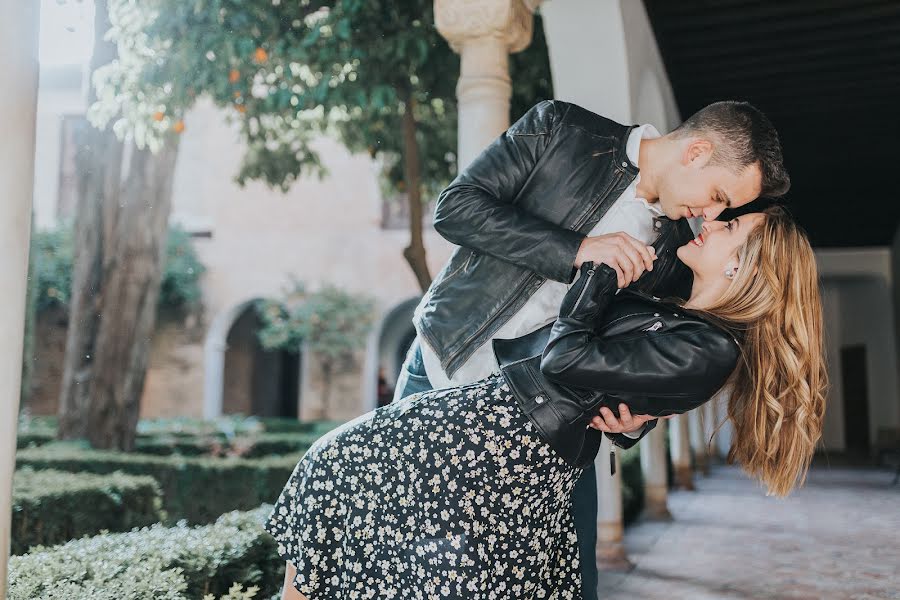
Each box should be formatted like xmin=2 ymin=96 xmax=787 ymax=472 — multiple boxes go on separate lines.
xmin=597 ymin=463 xmax=900 ymax=599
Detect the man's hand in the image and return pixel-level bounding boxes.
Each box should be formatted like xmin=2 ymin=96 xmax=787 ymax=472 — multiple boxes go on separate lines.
xmin=588 ymin=403 xmax=675 ymax=434
xmin=574 ymin=232 xmax=657 ymax=288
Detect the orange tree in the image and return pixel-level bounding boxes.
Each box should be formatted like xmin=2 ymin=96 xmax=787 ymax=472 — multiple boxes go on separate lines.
xmin=91 ymin=0 xmax=552 ymax=290
xmin=74 ymin=0 xmax=550 ymax=448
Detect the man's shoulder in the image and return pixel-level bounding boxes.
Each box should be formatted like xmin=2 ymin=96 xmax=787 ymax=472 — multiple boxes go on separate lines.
xmin=514 ymin=100 xmax=631 ymax=139
xmin=546 ymin=100 xmax=630 ymax=135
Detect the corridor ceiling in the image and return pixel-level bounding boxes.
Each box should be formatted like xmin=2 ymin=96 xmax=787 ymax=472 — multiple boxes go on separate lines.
xmin=644 ymin=0 xmax=900 ymax=247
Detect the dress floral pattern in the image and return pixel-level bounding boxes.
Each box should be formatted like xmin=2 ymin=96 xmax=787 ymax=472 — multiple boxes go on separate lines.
xmin=263 ymin=374 xmax=586 ymax=599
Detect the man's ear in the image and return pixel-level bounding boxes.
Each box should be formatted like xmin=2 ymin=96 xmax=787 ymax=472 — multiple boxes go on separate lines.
xmin=683 ymin=138 xmax=713 ymax=168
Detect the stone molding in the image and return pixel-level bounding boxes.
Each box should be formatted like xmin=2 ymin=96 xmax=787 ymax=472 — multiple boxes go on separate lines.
xmin=435 ymin=0 xmax=540 ymax=53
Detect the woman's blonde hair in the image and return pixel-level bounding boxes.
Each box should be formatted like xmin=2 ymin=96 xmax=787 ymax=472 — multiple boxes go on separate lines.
xmin=702 ymin=204 xmax=827 ymax=497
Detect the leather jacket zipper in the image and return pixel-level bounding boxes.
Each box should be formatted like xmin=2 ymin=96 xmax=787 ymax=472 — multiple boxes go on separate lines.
xmin=569 ymin=267 xmax=596 ymax=314
xmin=442 ymin=169 xmax=627 ymax=375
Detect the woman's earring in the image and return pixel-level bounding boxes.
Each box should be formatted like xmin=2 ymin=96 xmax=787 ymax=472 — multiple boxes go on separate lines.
xmin=725 ymin=267 xmax=738 ymax=279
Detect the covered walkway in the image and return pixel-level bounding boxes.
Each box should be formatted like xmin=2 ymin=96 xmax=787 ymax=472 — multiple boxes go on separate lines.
xmin=598 ymin=463 xmax=900 ymax=600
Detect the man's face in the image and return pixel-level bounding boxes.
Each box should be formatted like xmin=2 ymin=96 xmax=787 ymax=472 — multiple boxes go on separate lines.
xmin=656 ymin=139 xmax=763 ymax=221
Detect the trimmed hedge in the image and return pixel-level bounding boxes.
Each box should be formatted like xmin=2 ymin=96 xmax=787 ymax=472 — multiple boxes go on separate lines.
xmin=132 ymin=432 xmax=324 ymax=458
xmin=7 ymin=505 xmax=283 ymax=600
xmin=16 ymin=430 xmax=55 ymax=450
xmin=230 ymin=432 xmax=328 ymax=458
xmin=11 ymin=467 xmax=164 ymax=555
xmin=15 ymin=445 xmax=306 ymax=525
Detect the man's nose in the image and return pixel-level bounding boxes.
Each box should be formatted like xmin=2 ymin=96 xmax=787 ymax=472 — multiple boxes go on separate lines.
xmin=702 ymin=204 xmax=727 ymax=221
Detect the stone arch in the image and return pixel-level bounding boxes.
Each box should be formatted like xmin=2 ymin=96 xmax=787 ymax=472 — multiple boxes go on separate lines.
xmin=360 ymin=297 xmax=421 ymax=411
xmin=203 ymin=298 xmax=303 ymax=419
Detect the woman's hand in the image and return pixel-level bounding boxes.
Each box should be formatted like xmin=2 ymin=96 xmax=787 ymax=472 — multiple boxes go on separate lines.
xmin=588 ymin=403 xmax=675 ymax=433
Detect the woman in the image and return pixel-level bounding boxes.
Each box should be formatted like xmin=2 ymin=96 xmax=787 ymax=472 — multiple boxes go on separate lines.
xmin=264 ymin=205 xmax=826 ymax=600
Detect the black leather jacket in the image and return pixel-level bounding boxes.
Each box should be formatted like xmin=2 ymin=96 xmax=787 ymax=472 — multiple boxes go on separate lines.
xmin=492 ymin=262 xmax=742 ymax=469
xmin=416 ymin=100 xmax=695 ymax=378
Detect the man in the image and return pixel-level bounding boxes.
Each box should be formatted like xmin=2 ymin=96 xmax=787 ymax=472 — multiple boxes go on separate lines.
xmin=394 ymin=99 xmax=789 ymax=599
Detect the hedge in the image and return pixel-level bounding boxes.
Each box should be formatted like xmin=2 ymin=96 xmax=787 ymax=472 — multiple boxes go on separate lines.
xmin=11 ymin=467 xmax=164 ymax=555
xmin=132 ymin=431 xmax=325 ymax=458
xmin=7 ymin=505 xmax=283 ymax=600
xmin=15 ymin=445 xmax=306 ymax=526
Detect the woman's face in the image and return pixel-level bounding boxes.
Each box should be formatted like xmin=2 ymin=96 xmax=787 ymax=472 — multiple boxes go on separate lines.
xmin=677 ymin=212 xmax=766 ymax=280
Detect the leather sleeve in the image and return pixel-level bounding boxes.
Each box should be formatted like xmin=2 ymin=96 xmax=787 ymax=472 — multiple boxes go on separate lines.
xmin=432 ymin=100 xmax=586 ymax=284
xmin=603 ymin=417 xmax=658 ymax=450
xmin=540 ymin=262 xmax=738 ymax=404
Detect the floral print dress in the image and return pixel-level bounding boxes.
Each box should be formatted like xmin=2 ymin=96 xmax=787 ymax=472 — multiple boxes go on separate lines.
xmin=263 ymin=374 xmax=586 ymax=599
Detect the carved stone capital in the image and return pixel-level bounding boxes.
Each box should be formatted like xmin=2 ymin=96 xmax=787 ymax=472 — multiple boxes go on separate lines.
xmin=435 ymin=0 xmax=540 ymax=54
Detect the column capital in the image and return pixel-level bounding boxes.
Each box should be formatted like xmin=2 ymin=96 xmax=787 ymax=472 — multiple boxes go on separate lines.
xmin=435 ymin=0 xmax=541 ymax=54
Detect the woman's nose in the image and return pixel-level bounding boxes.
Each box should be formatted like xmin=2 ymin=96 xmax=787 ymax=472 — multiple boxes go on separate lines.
xmin=701 ymin=220 xmax=723 ymax=233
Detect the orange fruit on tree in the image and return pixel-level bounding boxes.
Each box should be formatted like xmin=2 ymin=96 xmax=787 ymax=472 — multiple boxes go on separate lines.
xmin=152 ymin=111 xmax=165 ymax=121
xmin=173 ymin=120 xmax=185 ymax=134
xmin=228 ymin=69 xmax=240 ymax=83
xmin=235 ymin=104 xmax=246 ymax=114
xmin=254 ymin=47 xmax=268 ymax=63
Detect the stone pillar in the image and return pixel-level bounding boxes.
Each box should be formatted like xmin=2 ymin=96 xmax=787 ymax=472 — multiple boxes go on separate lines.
xmin=0 ymin=2 xmax=40 ymax=594
xmin=689 ymin=409 xmax=710 ymax=476
xmin=435 ymin=0 xmax=539 ymax=170
xmin=703 ymin=395 xmax=721 ymax=463
xmin=594 ymin=435 xmax=632 ymax=569
xmin=640 ymin=419 xmax=672 ymax=520
xmin=669 ymin=413 xmax=694 ymax=490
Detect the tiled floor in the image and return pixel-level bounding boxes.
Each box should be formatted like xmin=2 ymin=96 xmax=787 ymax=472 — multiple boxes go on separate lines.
xmin=597 ymin=464 xmax=900 ymax=599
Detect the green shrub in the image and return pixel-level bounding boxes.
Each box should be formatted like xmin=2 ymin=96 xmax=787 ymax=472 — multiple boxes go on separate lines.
xmin=257 ymin=416 xmax=343 ymax=435
xmin=229 ymin=432 xmax=328 ymax=459
xmin=135 ymin=435 xmax=226 ymax=456
xmin=11 ymin=467 xmax=164 ymax=555
xmin=15 ymin=446 xmax=306 ymax=525
xmin=7 ymin=505 xmax=283 ymax=600
xmin=16 ymin=430 xmax=55 ymax=450
xmin=28 ymin=224 xmax=205 ymax=317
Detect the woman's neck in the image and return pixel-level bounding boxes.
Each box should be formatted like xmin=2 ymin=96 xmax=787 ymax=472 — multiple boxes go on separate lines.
xmin=684 ymin=274 xmax=730 ymax=311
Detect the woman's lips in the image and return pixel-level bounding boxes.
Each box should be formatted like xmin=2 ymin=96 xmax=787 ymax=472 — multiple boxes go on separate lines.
xmin=690 ymin=233 xmax=704 ymax=247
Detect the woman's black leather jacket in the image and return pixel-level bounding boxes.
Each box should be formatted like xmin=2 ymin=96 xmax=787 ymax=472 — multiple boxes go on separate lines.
xmin=492 ymin=261 xmax=742 ymax=469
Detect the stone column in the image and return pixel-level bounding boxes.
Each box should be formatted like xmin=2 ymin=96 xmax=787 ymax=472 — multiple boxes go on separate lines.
xmin=689 ymin=409 xmax=710 ymax=476
xmin=669 ymin=413 xmax=694 ymax=490
xmin=640 ymin=419 xmax=672 ymax=520
xmin=595 ymin=435 xmax=632 ymax=569
xmin=0 ymin=1 xmax=40 ymax=595
xmin=703 ymin=396 xmax=720 ymax=463
xmin=435 ymin=0 xmax=539 ymax=170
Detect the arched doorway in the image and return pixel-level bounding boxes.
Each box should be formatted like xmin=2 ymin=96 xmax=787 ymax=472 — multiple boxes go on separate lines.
xmin=204 ymin=299 xmax=302 ymax=419
xmin=373 ymin=298 xmax=420 ymax=407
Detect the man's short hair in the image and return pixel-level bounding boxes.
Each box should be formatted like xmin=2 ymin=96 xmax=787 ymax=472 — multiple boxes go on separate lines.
xmin=672 ymin=101 xmax=790 ymax=198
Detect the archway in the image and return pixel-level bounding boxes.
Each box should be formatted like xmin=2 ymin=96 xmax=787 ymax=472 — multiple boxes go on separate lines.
xmin=204 ymin=299 xmax=302 ymax=419
xmin=362 ymin=297 xmax=420 ymax=409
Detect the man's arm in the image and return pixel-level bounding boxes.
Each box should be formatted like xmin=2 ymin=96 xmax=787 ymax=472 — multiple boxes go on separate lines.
xmin=432 ymin=100 xmax=585 ymax=284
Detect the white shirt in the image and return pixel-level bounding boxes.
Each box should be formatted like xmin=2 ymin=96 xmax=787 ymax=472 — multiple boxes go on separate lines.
xmin=418 ymin=124 xmax=664 ymax=390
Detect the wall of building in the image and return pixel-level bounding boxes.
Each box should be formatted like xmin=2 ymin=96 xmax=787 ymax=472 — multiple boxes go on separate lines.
xmin=817 ymin=248 xmax=899 ymax=452
xmin=31 ymin=78 xmax=455 ymax=421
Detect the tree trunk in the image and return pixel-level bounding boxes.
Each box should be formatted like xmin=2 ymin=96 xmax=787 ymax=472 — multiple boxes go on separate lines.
xmin=58 ymin=0 xmax=181 ymax=450
xmin=320 ymin=357 xmax=332 ymax=420
xmin=399 ymin=93 xmax=432 ymax=292
xmin=20 ymin=211 xmax=39 ymax=414
xmin=57 ymin=0 xmax=122 ymax=441
xmin=87 ymin=143 xmax=178 ymax=450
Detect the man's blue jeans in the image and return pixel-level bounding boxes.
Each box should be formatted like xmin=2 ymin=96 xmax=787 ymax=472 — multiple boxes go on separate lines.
xmin=393 ymin=337 xmax=599 ymax=600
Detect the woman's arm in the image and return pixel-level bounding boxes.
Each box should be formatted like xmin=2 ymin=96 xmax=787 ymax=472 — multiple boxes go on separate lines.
xmin=540 ymin=261 xmax=739 ymax=446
